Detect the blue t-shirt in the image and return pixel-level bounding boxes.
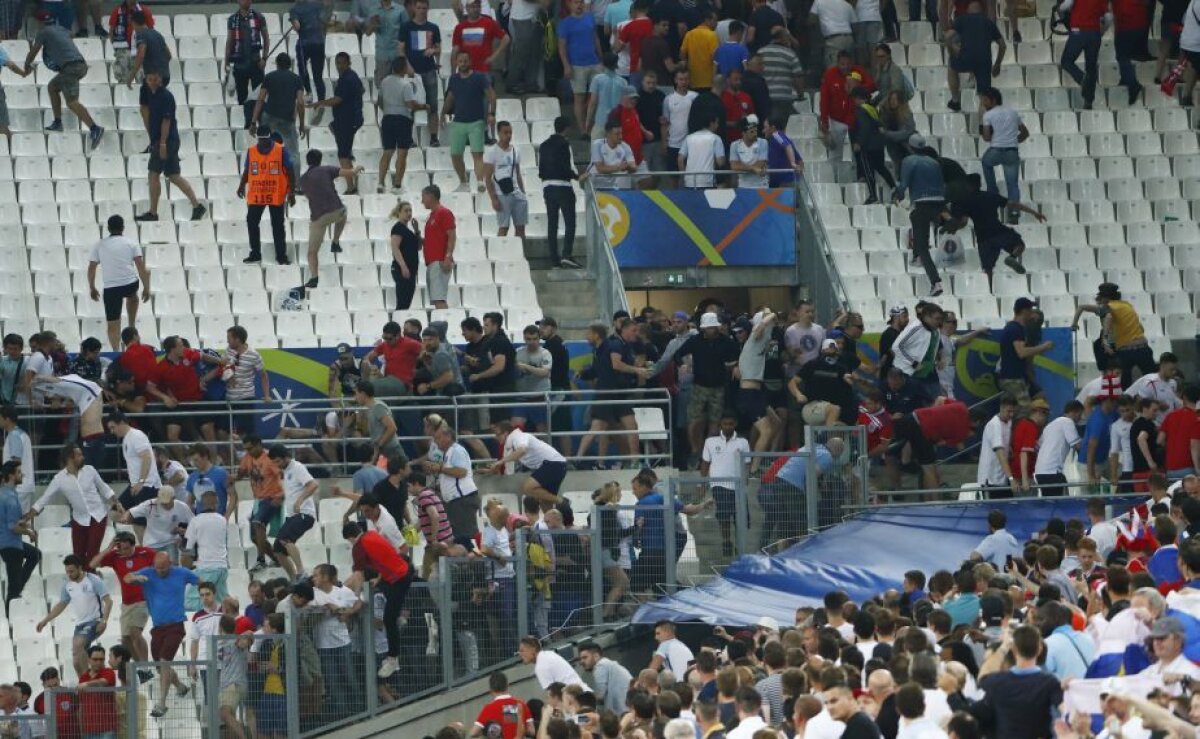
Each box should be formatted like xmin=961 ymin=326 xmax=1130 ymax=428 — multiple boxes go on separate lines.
xmin=447 ymin=71 xmax=491 ymax=122
xmin=589 ymin=71 xmax=625 ymax=130
xmin=635 ymin=492 xmax=683 ymax=551
xmin=1081 ymin=408 xmax=1117 ymax=462
xmin=289 ymin=0 xmax=326 ymax=45
xmin=401 ymin=20 xmax=441 ymax=74
xmin=333 ymin=69 xmax=365 ymax=125
xmin=997 ymin=320 xmax=1027 ymax=380
xmin=559 ymin=14 xmax=600 ymax=67
xmin=0 ymin=487 xmax=23 ymax=550
xmin=353 ymin=465 xmax=388 ymax=494
xmin=595 ymin=336 xmax=635 ymax=389
xmin=714 ymin=41 xmax=749 ymax=76
xmin=136 ymin=566 xmax=200 ymax=626
xmin=185 ymin=466 xmax=231 ymax=515
xmin=777 ymin=445 xmax=834 ymax=489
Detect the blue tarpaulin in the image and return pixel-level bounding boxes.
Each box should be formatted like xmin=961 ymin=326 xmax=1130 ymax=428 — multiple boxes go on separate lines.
xmin=633 ymin=498 xmax=1136 ymax=627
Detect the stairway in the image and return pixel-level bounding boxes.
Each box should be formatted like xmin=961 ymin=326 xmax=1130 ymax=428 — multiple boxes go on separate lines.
xmin=523 ymin=236 xmax=601 ymax=340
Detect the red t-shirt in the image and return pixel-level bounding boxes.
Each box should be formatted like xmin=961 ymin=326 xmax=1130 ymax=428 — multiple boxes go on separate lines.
xmin=119 ymin=343 xmax=158 ymax=389
xmin=857 ymin=408 xmax=894 ymax=452
xmin=98 ymin=546 xmax=157 ymax=604
xmin=913 ymin=400 xmax=971 ymax=446
xmin=474 ymin=694 xmax=533 ymax=739
xmin=619 ymin=16 xmax=654 ymax=72
xmin=423 ymin=206 xmax=456 ymax=264
xmin=151 ymin=348 xmax=205 ymax=402
xmin=453 ymin=17 xmax=506 ymax=71
xmin=1069 ymin=0 xmax=1108 ymax=30
xmin=352 ymin=530 xmax=410 ymax=583
xmin=78 ymin=669 xmax=118 ymax=734
xmin=1161 ymin=407 xmax=1200 ymax=471
xmin=373 ymin=336 xmax=423 ymax=385
xmin=616 ymin=105 xmax=644 ymax=162
xmin=721 ymin=89 xmax=754 ymax=141
xmin=1010 ymin=418 xmax=1040 ymax=478
xmin=36 ymin=690 xmax=80 ymax=739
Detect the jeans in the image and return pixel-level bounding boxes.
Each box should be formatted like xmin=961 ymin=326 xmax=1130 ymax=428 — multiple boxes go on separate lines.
xmin=380 ymin=573 xmax=412 ymax=658
xmin=232 ymin=60 xmax=265 ymax=105
xmin=908 ymin=0 xmax=937 ymax=33
xmin=317 ymin=644 xmax=354 ymax=723
xmin=297 ymin=41 xmax=327 ymax=100
xmin=1061 ymin=30 xmax=1101 ymax=104
xmin=507 ymin=19 xmax=544 ymax=94
xmin=1114 ymin=29 xmax=1141 ymax=89
xmin=247 ymin=204 xmax=288 ymax=261
xmin=981 ymin=147 xmax=1021 ymax=203
xmin=544 ymin=186 xmax=576 ymax=262
xmin=1 ymin=544 xmax=40 ymax=612
xmin=910 ymin=200 xmax=944 ymax=286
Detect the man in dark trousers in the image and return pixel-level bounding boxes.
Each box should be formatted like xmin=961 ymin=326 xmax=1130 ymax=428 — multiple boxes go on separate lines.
xmin=237 ymin=125 xmax=296 ymax=265
xmin=342 ymin=522 xmax=411 ymax=679
xmin=538 ymin=116 xmax=586 ymax=269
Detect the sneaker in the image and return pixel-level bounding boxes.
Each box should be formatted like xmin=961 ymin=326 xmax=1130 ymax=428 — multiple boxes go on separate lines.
xmin=377 ymin=656 xmax=399 ymax=679
xmin=947 ymin=99 xmax=961 ymax=112
xmin=249 ymin=557 xmax=267 ymax=574
xmin=94 ymin=24 xmax=108 ymax=38
xmin=134 ymin=212 xmax=159 ymax=222
xmin=276 ymin=256 xmax=292 ymax=265
xmin=176 ymin=683 xmax=190 ymax=698
xmin=929 ymin=281 xmax=944 ymax=297
xmin=88 ymin=125 xmax=105 ymax=150
xmin=136 ymin=669 xmax=154 ymax=684
xmin=429 ymin=135 xmax=441 ymax=147
xmin=190 ymin=203 xmax=207 ymax=221
xmin=559 ymin=257 xmax=581 ymax=269
xmin=1004 ymin=255 xmax=1026 ymax=274
xmin=305 ymin=277 xmax=319 ymax=289
xmin=44 ymin=119 xmax=63 ymax=132
xmin=150 ymin=705 xmax=167 ymax=718
xmin=243 ymin=253 xmax=262 ymax=264
xmin=330 ymin=241 xmax=342 ymax=253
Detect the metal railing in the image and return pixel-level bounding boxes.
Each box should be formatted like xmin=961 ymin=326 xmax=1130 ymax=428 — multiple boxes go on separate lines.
xmin=582 ymin=177 xmax=632 ymax=323
xmin=7 ymin=387 xmax=673 ymax=482
xmin=793 ymin=174 xmax=851 ymax=319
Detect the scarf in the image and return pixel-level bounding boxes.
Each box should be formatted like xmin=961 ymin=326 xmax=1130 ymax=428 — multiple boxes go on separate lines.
xmin=111 ymin=3 xmax=144 ymax=48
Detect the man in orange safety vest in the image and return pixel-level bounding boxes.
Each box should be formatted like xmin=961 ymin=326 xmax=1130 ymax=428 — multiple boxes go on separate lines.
xmin=237 ymin=124 xmax=296 ymax=265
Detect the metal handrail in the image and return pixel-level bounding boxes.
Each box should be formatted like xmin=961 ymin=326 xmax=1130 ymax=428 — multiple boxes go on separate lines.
xmin=582 ymin=176 xmax=631 ymax=322
xmin=793 ymin=173 xmax=850 ymax=313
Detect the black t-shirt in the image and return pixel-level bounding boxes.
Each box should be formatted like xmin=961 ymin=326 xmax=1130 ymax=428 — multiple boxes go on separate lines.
xmin=878 ymin=325 xmax=901 ymax=376
xmin=262 ymin=69 xmax=304 ymax=121
xmin=842 ymin=712 xmax=883 ymax=739
xmin=390 ymin=221 xmax=420 ymax=269
xmin=687 ymin=90 xmax=724 ymax=133
xmin=882 ymin=378 xmax=924 ymax=416
xmin=748 ymin=6 xmax=785 ymax=51
xmin=463 ymin=337 xmax=493 ymax=391
xmin=799 ymin=356 xmax=856 ymax=423
xmin=336 ymin=360 xmax=362 ymax=396
xmin=483 ymin=331 xmax=517 ymax=393
xmin=1130 ymin=416 xmax=1159 ymax=472
xmin=543 ymin=334 xmax=571 ymax=390
xmin=369 ymin=477 xmax=408 ymax=525
xmin=597 ymin=335 xmax=636 ymax=390
xmin=675 ymin=334 xmax=738 ymax=389
xmin=636 ymin=88 xmax=666 ymax=136
xmin=145 ymin=86 xmax=180 ymax=146
xmin=1163 ymin=0 xmax=1188 ymax=25
xmin=951 ymin=189 xmax=1010 ymax=240
xmin=137 ymin=28 xmax=171 ymax=78
xmin=875 ymin=694 xmax=899 ymax=739
xmin=333 ymin=69 xmax=365 ymax=125
xmin=953 ymin=13 xmax=1001 ymax=66
xmin=974 ymin=671 xmax=1062 ymax=738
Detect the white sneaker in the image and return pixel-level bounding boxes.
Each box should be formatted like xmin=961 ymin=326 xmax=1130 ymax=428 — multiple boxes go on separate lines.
xmin=377 ymin=656 xmax=399 ymax=679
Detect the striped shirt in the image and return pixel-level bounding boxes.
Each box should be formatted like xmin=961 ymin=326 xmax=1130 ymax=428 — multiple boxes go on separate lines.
xmin=224 ymin=347 xmax=265 ymax=401
xmin=755 ymin=672 xmax=785 ymax=726
xmin=758 ymin=42 xmax=802 ymax=104
xmin=415 ymin=488 xmax=454 ymax=543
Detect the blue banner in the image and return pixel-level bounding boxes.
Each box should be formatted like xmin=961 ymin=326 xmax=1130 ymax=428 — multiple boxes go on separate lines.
xmin=596 ymin=188 xmax=797 ymax=267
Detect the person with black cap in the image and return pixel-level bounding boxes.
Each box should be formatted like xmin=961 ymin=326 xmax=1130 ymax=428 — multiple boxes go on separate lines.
xmin=997 ymin=297 xmax=1053 ymax=411
xmin=237 ymin=124 xmax=296 ymax=265
xmin=1071 ymin=282 xmax=1155 ymax=390
xmin=329 ymin=343 xmax=363 ymax=398
xmin=941 ymin=173 xmax=1044 ymax=290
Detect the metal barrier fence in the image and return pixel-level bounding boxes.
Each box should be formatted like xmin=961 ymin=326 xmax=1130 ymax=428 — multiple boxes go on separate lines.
xmin=6 ymin=387 xmax=673 ymax=482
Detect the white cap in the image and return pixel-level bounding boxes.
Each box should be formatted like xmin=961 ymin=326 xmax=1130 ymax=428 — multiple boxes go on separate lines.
xmin=821 ymin=338 xmax=838 ymax=351
xmin=699 ymin=313 xmax=721 ymax=329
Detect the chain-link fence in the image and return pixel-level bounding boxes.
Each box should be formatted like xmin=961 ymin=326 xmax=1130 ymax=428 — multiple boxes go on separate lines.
xmin=128 ymin=658 xmax=215 ymax=739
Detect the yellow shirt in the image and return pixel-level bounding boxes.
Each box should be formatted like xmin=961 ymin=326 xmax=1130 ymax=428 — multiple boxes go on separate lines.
xmin=264 ymin=642 xmax=285 ymax=695
xmin=1106 ymin=300 xmax=1145 ymax=348
xmin=681 ymin=26 xmax=719 ymax=89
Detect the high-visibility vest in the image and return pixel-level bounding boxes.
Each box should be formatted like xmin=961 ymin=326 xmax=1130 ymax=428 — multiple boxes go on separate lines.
xmin=246 ymin=142 xmax=289 ymax=207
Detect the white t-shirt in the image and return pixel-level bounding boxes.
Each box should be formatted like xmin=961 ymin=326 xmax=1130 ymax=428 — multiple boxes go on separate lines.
xmin=1035 ymin=416 xmax=1081 ymax=475
xmin=982 ymin=105 xmax=1022 ymax=149
xmin=654 ymin=637 xmax=694 ymax=675
xmin=481 ymin=523 xmax=514 ymax=579
xmin=508 ymin=0 xmax=540 ymax=21
xmin=312 ymin=585 xmax=357 ymax=649
xmin=1125 ymin=373 xmax=1181 ymax=422
xmin=185 ymin=512 xmax=230 ymax=570
xmin=281 ymin=459 xmax=317 ymax=518
xmin=784 ymin=322 xmax=826 ymax=369
xmin=89 ymin=235 xmax=143 ymax=289
xmin=3 ymin=426 xmax=35 ymax=500
xmin=589 ymin=139 xmax=636 ymax=190
xmin=129 ymin=500 xmax=195 ymax=550
xmin=122 ymin=428 xmax=162 ymax=488
xmin=160 ymin=459 xmax=187 ymax=488
xmin=1089 ymin=520 xmax=1119 ymax=559
xmin=663 ymin=90 xmax=698 ymax=147
xmin=60 ymin=573 xmax=107 ymax=625
xmin=483 ymin=143 xmax=521 ymax=191
xmin=434 ymin=443 xmax=478 ymax=501
xmin=37 ymin=375 xmax=102 ymax=414
xmin=977 ymin=416 xmax=1011 ymax=486
xmin=191 ymin=608 xmax=221 ymax=660
xmin=367 ymin=506 xmax=406 ymax=549
xmin=504 ymin=428 xmax=566 ymax=471
xmin=1110 ymin=417 xmax=1134 ymax=473
xmin=534 ymin=650 xmax=588 ymax=690
xmin=701 ymin=432 xmax=750 ymax=487
xmin=811 ymin=0 xmax=856 ymax=36
xmin=854 ymin=0 xmax=882 ymax=23
xmin=730 ymin=137 xmax=769 ymax=188
xmin=680 ymin=129 xmax=725 ymax=188
xmin=1181 ymin=0 xmax=1200 ymax=53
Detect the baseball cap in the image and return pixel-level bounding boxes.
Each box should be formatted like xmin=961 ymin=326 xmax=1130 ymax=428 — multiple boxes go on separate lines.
xmin=673 ymin=310 xmax=689 ymax=321
xmin=821 ymin=338 xmax=838 ymax=351
xmin=699 ymin=313 xmax=721 ymax=330
xmin=1013 ymin=297 xmax=1037 ymax=313
xmin=336 ymin=342 xmax=354 ymax=357
xmin=979 ymin=594 xmax=1005 ymax=626
xmin=734 ymin=319 xmax=753 ymax=334
xmin=889 ymin=304 xmax=908 ymax=317
xmin=1149 ymin=616 xmax=1186 ymax=639
xmin=157 ymin=487 xmax=175 ymax=505
xmin=1095 ymin=282 xmax=1121 ymax=300
xmin=621 ymin=85 xmax=638 ymax=98
xmin=907 ymin=133 xmax=926 ymax=150
xmin=1030 ymin=398 xmax=1051 ymax=411
xmin=740 ymin=114 xmax=760 ymax=131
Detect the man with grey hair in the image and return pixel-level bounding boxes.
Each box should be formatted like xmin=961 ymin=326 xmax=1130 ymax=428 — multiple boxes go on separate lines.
xmin=664 ymin=717 xmax=699 ymax=739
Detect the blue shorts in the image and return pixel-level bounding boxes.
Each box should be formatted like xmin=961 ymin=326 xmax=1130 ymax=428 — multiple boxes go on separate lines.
xmin=257 ymin=694 xmax=287 ymax=734
xmin=252 ymin=500 xmax=282 ymax=528
xmin=74 ymin=619 xmax=100 ymax=645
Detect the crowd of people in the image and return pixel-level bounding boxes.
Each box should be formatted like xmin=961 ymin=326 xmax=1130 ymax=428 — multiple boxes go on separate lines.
xmin=417 ymin=494 xmax=1200 ymax=739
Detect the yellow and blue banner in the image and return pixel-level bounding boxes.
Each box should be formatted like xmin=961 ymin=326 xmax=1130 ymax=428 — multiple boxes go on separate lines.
xmin=596 ymin=188 xmax=797 ymax=267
